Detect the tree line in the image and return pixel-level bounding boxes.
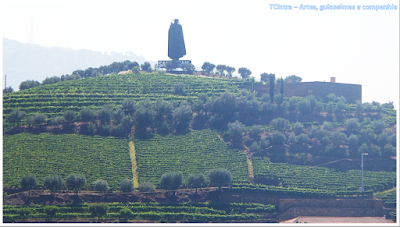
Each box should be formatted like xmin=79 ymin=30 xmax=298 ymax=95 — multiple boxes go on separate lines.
xmin=19 ymin=168 xmax=232 ymax=195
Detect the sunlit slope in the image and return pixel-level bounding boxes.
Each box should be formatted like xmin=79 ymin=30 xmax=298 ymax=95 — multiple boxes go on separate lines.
xmin=3 ymin=72 xmax=244 ymax=127
xmin=253 ymin=157 xmax=396 ymax=192
xmin=3 ymin=133 xmax=132 ymax=190
xmin=133 ymin=129 xmax=249 ymax=186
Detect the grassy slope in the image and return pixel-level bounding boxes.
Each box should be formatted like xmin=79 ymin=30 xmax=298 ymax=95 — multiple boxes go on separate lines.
xmin=253 ymin=157 xmax=396 ymax=192
xmin=3 ymin=72 xmax=244 ymax=127
xmin=134 ymin=129 xmax=249 ymax=186
xmin=3 ymin=133 xmax=131 ymax=190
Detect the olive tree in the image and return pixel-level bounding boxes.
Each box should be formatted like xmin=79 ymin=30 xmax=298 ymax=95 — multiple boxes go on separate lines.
xmin=208 ymin=169 xmax=232 ymax=190
xmin=20 ymin=174 xmax=37 ymax=197
xmin=187 ymin=173 xmax=206 ymax=193
xmin=160 ymin=171 xmax=183 ymax=190
xmin=66 ymin=174 xmax=86 ymax=195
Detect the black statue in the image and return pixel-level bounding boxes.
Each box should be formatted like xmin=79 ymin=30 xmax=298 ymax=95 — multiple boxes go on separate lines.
xmin=168 ymin=19 xmax=186 ymax=61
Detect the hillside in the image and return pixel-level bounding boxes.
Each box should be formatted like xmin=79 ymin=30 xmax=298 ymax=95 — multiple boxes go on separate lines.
xmin=2 ymin=70 xmax=397 ymax=223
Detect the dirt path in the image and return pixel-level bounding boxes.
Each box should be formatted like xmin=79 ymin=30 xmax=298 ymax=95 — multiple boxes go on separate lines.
xmin=129 ymin=141 xmax=139 ymax=188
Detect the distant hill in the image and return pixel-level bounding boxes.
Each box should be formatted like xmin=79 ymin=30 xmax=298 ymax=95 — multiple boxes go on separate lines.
xmin=2 ymin=38 xmax=150 ymax=91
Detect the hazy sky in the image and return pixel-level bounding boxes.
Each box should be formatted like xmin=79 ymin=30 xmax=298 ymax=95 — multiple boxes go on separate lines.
xmin=1 ymin=0 xmax=399 ymax=106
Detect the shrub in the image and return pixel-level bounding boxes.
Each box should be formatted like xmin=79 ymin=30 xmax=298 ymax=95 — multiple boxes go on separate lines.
xmin=66 ymin=174 xmax=86 ymax=194
xmin=119 ymin=179 xmax=133 ymax=192
xmin=326 ymin=102 xmax=334 ymax=113
xmin=250 ymin=141 xmax=261 ymax=153
xmin=44 ymin=175 xmax=65 ymax=193
xmin=227 ymin=120 xmax=245 ymax=141
xmin=87 ymin=122 xmax=96 ymax=135
xmin=51 ymin=116 xmax=65 ymax=125
xmin=93 ymin=179 xmax=109 ymax=192
xmin=208 ymin=168 xmax=232 ymax=190
xmin=29 ymin=114 xmax=47 ymax=125
xmin=99 ymin=125 xmax=111 ymax=136
xmin=288 ymin=133 xmax=297 ymax=144
xmin=122 ymin=99 xmax=136 ymax=115
xmin=187 ymin=173 xmax=207 ymax=193
xmin=44 ymin=206 xmax=59 ymax=218
xmin=345 ymin=118 xmax=359 ymax=131
xmin=356 ymin=101 xmax=364 ymax=114
xmin=369 ymin=145 xmax=381 ymax=157
xmin=329 ymin=131 xmax=347 ymax=146
xmin=160 ymin=172 xmax=183 ymax=190
xmin=119 ymin=207 xmax=134 ymax=221
xmin=89 ymin=203 xmax=109 ymax=217
xmin=173 ymin=82 xmax=186 ymax=95
xmin=271 ymin=131 xmax=286 ymax=145
xmin=358 ymin=143 xmax=369 ymax=155
xmin=297 ymin=100 xmax=311 ymax=115
xmin=7 ymin=110 xmax=26 ymax=124
xmin=64 ymin=110 xmax=76 ymax=122
xmin=348 ymin=134 xmax=358 ymax=146
xmin=97 ymin=107 xmax=112 ymax=124
xmin=383 ymin=144 xmax=396 ymax=157
xmin=314 ymin=101 xmax=324 ymax=113
xmin=296 ymin=133 xmax=309 ymax=145
xmin=292 ymin=122 xmax=304 ymax=135
xmin=334 ymin=101 xmax=345 ymax=114
xmin=139 ymin=182 xmax=156 ymax=193
xmin=388 ymin=134 xmax=396 ymax=147
xmin=18 ymin=207 xmax=32 ymax=219
xmin=249 ymin=125 xmax=263 ymax=140
xmin=80 ymin=108 xmax=96 ymax=122
xmin=20 ymin=174 xmax=37 ymax=196
xmin=377 ymin=132 xmax=388 ymax=147
xmin=373 ymin=120 xmax=386 ymax=133
xmin=270 ymin=117 xmax=289 ymax=131
xmin=322 ymin=121 xmax=333 ymax=131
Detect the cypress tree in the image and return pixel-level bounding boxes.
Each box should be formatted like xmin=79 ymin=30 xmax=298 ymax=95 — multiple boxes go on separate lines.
xmin=269 ymin=74 xmax=275 ymax=103
xmin=280 ymin=77 xmax=284 ymax=95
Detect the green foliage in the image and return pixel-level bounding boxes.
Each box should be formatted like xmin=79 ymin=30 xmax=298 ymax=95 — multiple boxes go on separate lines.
xmin=228 ymin=120 xmax=245 ymax=141
xmin=208 ymin=168 xmax=232 ymax=189
xmin=270 ymin=117 xmax=289 ymax=131
xmin=140 ymin=62 xmax=152 ymax=72
xmin=20 ymin=174 xmax=37 ymax=192
xmin=134 ymin=129 xmax=248 ymax=186
xmin=250 ymin=141 xmax=261 ymax=153
xmin=44 ymin=175 xmax=65 ymax=192
xmin=160 ymin=171 xmax=183 ymax=190
xmin=253 ymin=157 xmax=395 ymax=192
xmin=292 ymin=122 xmax=304 ymax=135
xmin=172 ymin=104 xmax=192 ymax=133
xmin=7 ymin=110 xmax=26 ymax=124
xmin=383 ymin=144 xmax=396 ymax=157
xmin=202 ymin=62 xmax=215 ymax=74
xmin=119 ymin=179 xmax=133 ymax=192
xmin=322 ymin=121 xmax=333 ymax=131
xmin=297 ymin=100 xmax=311 ymax=115
xmin=285 ymin=75 xmax=302 ymax=83
xmin=296 ymin=133 xmax=309 ymax=145
xmin=187 ymin=173 xmax=207 ymax=192
xmin=44 ymin=205 xmax=59 ymax=218
xmin=173 ymin=82 xmax=186 ymax=95
xmin=345 ymin=118 xmax=359 ymax=131
xmin=249 ymin=125 xmax=263 ymax=140
xmin=93 ymin=179 xmax=109 ymax=192
xmin=238 ymin=67 xmax=252 ymax=79
xmin=89 ymin=203 xmax=109 ymax=217
xmin=139 ymin=182 xmax=156 ymax=193
xmin=66 ymin=174 xmax=86 ymax=193
xmin=19 ymin=80 xmax=40 ymax=90
xmin=51 ymin=116 xmax=65 ymax=125
xmin=97 ymin=106 xmax=112 ymax=124
xmin=80 ymin=108 xmax=95 ymax=122
xmin=348 ymin=134 xmax=358 ymax=146
xmin=373 ymin=120 xmax=386 ymax=133
xmin=3 ymin=133 xmax=131 ymax=190
xmin=377 ymin=132 xmax=388 ymax=147
xmin=63 ymin=110 xmax=76 ymax=122
xmin=271 ymin=131 xmax=286 ymax=145
xmin=119 ymin=207 xmax=134 ymax=220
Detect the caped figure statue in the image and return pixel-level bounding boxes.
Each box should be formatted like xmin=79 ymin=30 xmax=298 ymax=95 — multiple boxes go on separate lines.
xmin=168 ymin=19 xmax=186 ymax=61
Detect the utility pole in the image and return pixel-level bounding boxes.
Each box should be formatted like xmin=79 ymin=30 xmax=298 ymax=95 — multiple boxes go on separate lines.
xmin=360 ymin=153 xmax=368 ymax=192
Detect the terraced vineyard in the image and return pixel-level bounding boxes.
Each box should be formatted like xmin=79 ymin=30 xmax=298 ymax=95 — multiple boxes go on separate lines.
xmin=3 ymin=133 xmax=132 ymax=190
xmin=3 ymin=202 xmax=273 ymax=223
xmin=3 ymin=73 xmax=244 ymax=127
xmin=133 ymin=129 xmax=249 ymax=186
xmin=253 ymin=157 xmax=396 ymax=192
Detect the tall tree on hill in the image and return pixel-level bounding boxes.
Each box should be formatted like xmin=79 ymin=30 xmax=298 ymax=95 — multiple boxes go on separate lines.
xmin=260 ymin=73 xmax=269 ymax=84
xmin=280 ymin=77 xmax=284 ymax=95
xmin=225 ymin=66 xmax=235 ymax=77
xmin=216 ymin=64 xmax=226 ymax=76
xmin=238 ymin=67 xmax=251 ymax=79
xmin=269 ymin=74 xmax=275 ymax=102
xmin=285 ymin=75 xmax=302 ymax=83
xmin=201 ymin=62 xmax=215 ymax=74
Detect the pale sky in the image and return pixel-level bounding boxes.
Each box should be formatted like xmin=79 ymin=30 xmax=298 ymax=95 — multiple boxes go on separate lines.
xmin=1 ymin=0 xmax=399 ymax=106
